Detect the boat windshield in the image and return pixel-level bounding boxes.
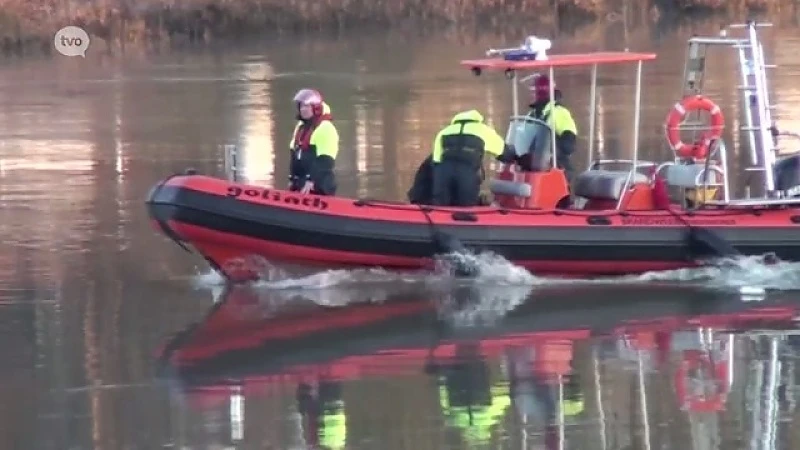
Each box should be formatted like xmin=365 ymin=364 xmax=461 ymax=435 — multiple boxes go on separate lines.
xmin=505 ymin=116 xmax=552 ymax=171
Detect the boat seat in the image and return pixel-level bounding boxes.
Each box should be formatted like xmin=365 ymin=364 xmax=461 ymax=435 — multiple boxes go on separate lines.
xmin=489 ymin=167 xmax=569 ymax=209
xmin=662 ymin=164 xmax=721 ymax=188
xmin=489 ymin=179 xmax=532 ymax=198
xmin=573 ymin=169 xmax=649 ymax=201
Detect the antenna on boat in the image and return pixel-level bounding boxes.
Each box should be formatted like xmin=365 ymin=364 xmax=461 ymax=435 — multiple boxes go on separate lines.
xmin=223 ymin=144 xmax=239 ymax=182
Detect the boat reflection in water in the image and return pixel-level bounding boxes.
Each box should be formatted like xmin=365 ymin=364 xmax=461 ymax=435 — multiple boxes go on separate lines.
xmin=158 ymin=283 xmax=800 ymax=449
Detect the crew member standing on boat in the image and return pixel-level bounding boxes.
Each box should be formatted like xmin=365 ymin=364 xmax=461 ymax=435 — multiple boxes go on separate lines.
xmin=528 ymin=75 xmax=578 ymax=181
xmin=431 ymin=109 xmax=517 ymax=206
xmin=288 ymin=88 xmax=339 ymax=195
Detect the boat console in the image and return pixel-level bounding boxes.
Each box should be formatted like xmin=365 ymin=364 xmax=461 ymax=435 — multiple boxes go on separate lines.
xmin=489 ymin=116 xmax=569 ymax=209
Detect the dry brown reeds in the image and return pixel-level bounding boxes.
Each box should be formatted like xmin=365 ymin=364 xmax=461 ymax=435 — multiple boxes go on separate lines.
xmin=671 ymin=0 xmax=771 ymax=10
xmin=0 ymin=0 xmax=793 ymax=56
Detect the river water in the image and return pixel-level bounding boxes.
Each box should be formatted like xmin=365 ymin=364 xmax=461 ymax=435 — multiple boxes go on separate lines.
xmin=3 ymin=16 xmax=800 ymax=449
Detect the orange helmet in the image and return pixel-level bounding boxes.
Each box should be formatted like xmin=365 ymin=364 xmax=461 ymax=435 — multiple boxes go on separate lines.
xmin=293 ymin=88 xmax=324 ymax=116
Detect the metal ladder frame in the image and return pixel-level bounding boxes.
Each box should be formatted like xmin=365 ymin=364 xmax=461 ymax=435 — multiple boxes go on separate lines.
xmin=677 ymin=21 xmax=780 ymax=198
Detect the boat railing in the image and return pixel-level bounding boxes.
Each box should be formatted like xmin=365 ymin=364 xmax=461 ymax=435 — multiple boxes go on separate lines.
xmin=710 ymin=138 xmax=731 ymax=202
xmin=779 ymin=131 xmax=800 ymax=141
xmin=777 ymin=131 xmax=800 ymax=154
xmin=588 ymin=159 xmax=657 ymax=172
xmin=507 ymin=114 xmax=549 ymax=123
xmin=741 ymin=330 xmax=800 ymax=337
xmin=506 ymin=115 xmax=552 ymax=131
xmin=653 ymin=162 xmax=726 ymax=185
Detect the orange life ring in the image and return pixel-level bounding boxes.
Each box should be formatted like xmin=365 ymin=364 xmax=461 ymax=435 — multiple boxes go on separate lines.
xmin=674 ymin=350 xmax=729 ymax=412
xmin=664 ymin=95 xmax=725 ymax=161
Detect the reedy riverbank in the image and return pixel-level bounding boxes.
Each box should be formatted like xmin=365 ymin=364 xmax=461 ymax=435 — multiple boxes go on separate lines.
xmin=0 ymin=0 xmax=794 ymax=56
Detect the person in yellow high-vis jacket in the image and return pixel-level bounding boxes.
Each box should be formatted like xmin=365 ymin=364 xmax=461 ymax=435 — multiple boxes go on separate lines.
xmin=430 ymin=109 xmax=518 ymax=206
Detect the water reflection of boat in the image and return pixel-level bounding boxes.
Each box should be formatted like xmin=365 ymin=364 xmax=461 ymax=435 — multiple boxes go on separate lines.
xmin=159 ymin=284 xmax=800 ymax=448
xmin=159 ymin=284 xmax=797 ymax=374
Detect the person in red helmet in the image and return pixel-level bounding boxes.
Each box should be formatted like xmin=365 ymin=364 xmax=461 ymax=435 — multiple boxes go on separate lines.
xmin=288 ymin=88 xmax=339 ymax=195
xmin=528 ymin=75 xmax=578 ymax=180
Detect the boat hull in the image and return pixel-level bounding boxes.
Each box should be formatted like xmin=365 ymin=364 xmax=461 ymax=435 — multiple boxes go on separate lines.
xmin=146 ymin=174 xmax=800 ymax=282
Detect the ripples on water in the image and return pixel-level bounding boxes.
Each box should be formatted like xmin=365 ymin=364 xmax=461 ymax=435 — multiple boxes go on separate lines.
xmin=1 ymin=19 xmax=800 ymax=449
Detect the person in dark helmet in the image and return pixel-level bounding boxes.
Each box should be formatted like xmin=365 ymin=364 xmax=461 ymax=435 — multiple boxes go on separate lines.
xmin=288 ymin=88 xmax=339 ymax=195
xmin=429 ymin=109 xmax=518 ymax=207
xmin=528 ymin=75 xmax=578 ymax=181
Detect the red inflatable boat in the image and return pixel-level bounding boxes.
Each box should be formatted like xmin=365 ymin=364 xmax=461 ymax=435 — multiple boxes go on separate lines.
xmin=146 ymin=24 xmax=800 ymax=282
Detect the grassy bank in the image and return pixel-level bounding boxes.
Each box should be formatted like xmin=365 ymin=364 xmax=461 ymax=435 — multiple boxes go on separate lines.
xmin=0 ymin=0 xmax=791 ymax=55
